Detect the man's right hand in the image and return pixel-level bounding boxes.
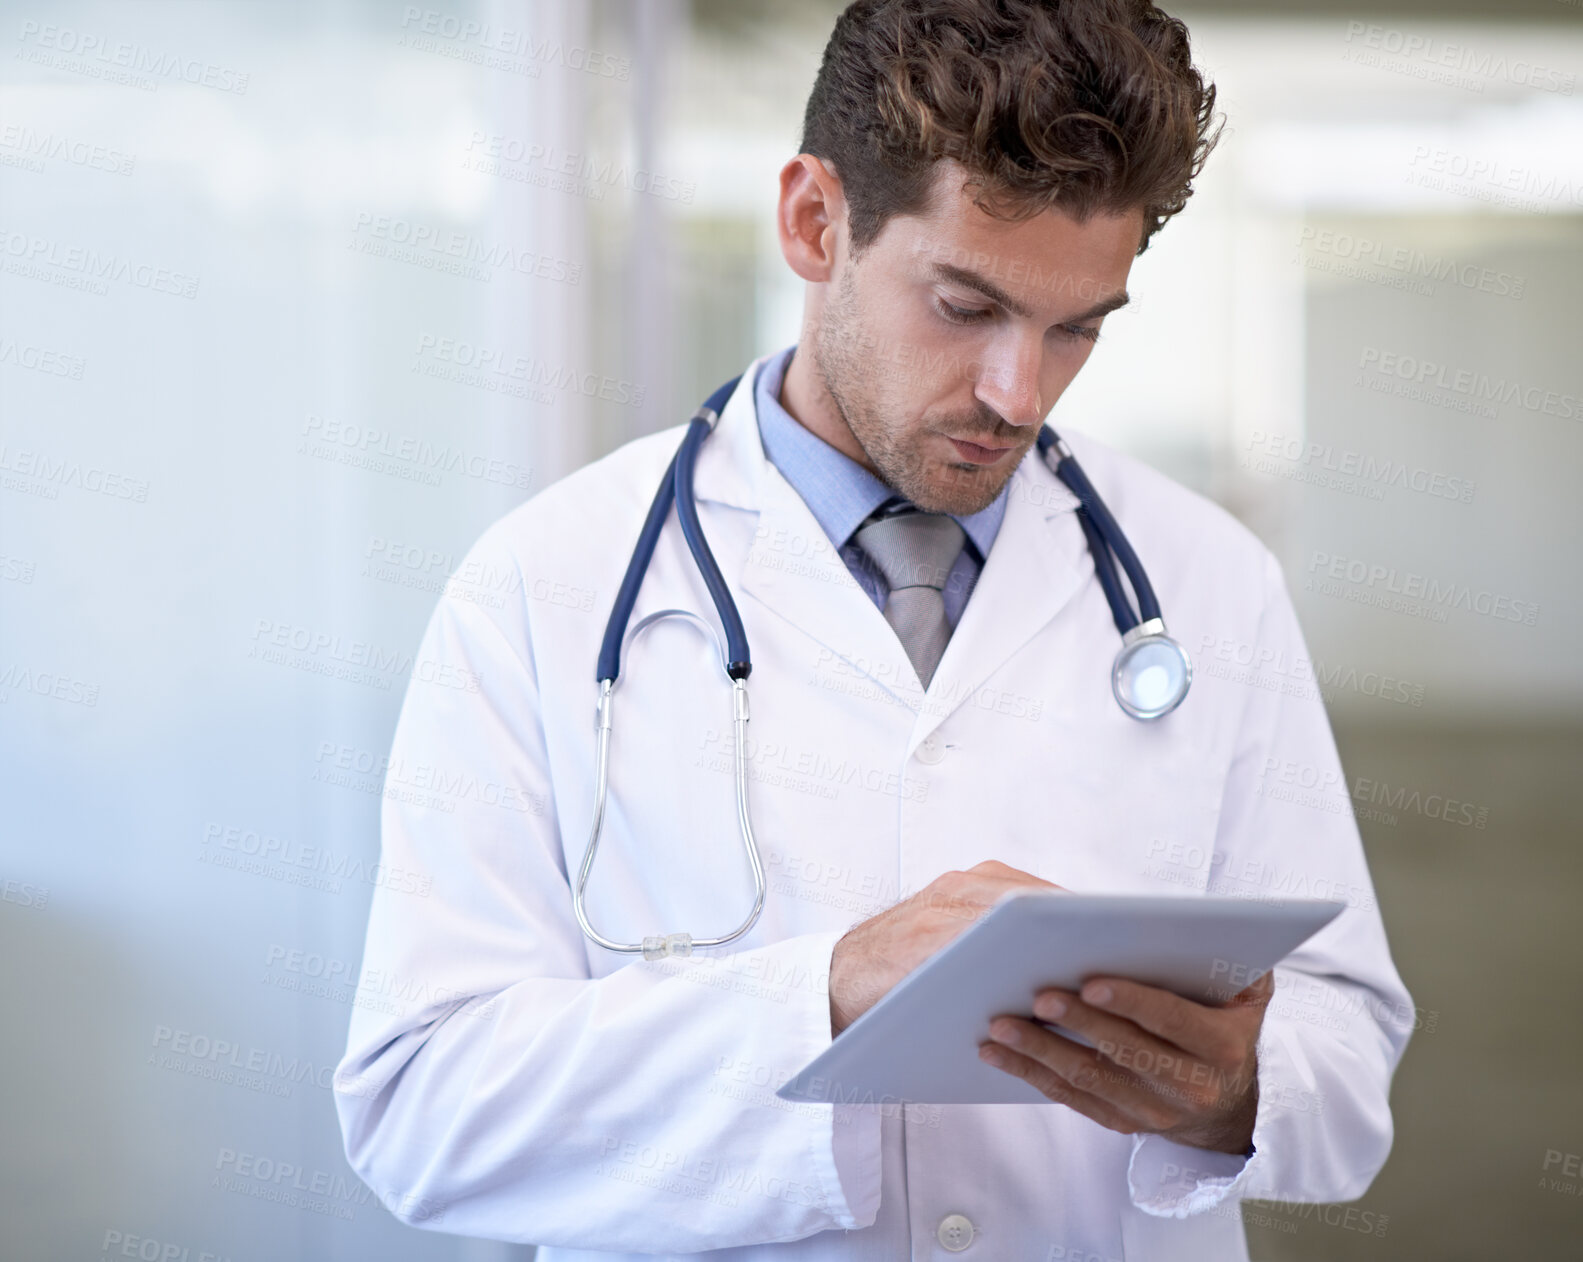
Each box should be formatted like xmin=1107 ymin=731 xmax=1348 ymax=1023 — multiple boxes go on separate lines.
xmin=827 ymin=860 xmax=1061 ymax=1035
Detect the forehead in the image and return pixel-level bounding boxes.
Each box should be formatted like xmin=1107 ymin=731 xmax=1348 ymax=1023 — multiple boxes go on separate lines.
xmin=878 ymin=161 xmax=1143 ymax=313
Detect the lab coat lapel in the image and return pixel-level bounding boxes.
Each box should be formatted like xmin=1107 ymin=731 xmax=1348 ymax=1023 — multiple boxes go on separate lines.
xmin=692 ymin=356 xmax=925 ymax=713
xmin=739 ymin=465 xmax=923 ymax=711
xmin=906 ymin=459 xmax=1087 ymax=755
xmin=690 ymin=357 xmax=1090 ymax=723
xmin=687 ymin=358 xmax=764 ymax=515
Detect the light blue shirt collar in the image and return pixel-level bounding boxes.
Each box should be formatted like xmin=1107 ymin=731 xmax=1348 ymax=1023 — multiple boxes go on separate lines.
xmin=754 ymin=344 xmax=1007 ymax=558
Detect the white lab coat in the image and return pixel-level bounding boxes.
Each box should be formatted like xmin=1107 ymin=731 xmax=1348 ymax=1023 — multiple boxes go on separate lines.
xmin=335 ymin=350 xmax=1413 ymax=1260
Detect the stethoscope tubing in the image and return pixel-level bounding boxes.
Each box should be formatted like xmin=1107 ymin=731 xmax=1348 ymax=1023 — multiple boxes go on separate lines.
xmin=578 ymin=376 xmax=1190 ymax=957
xmin=576 ymin=611 xmax=766 ymax=958
xmin=596 ymin=376 xmax=745 ymax=686
xmin=673 ymin=406 xmax=752 ymax=679
xmin=1036 ymin=427 xmax=1161 ymax=632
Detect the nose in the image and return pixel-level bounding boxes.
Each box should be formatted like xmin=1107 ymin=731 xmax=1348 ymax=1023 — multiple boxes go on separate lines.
xmin=971 ymin=334 xmax=1046 ymax=429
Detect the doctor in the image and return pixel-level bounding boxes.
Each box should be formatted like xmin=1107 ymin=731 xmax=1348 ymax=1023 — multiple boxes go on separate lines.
xmin=336 ymin=1 xmax=1412 ymax=1258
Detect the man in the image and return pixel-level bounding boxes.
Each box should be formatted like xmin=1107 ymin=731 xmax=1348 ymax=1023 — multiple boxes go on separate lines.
xmin=336 ymin=2 xmax=1413 ymax=1257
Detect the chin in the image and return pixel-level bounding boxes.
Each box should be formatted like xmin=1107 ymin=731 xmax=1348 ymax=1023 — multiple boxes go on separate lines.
xmin=913 ymin=463 xmax=1010 ymax=516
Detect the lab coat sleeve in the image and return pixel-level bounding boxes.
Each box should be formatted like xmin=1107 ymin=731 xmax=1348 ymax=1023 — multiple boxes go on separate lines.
xmin=333 ymin=532 xmax=882 ymax=1251
xmin=1126 ymin=549 xmax=1414 ymax=1217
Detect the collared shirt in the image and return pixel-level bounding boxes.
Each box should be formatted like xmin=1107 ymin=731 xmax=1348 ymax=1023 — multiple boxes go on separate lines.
xmin=754 ymin=344 xmax=1008 ymax=627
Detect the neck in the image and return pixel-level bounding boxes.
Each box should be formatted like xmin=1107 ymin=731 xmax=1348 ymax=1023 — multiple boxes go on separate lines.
xmin=778 ymin=341 xmax=878 ymax=473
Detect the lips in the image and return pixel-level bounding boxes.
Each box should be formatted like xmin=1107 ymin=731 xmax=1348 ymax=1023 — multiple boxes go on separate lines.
xmin=948 ymin=435 xmax=1017 ymax=465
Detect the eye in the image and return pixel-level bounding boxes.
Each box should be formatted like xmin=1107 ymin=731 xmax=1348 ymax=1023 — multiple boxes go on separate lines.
xmin=1059 ymin=324 xmax=1103 ymax=344
xmin=933 ymin=296 xmax=992 ymax=325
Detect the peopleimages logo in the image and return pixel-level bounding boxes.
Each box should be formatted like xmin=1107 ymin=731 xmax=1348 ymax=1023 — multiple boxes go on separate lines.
xmin=349 ymin=212 xmax=583 ymax=286
xmin=1404 ymin=145 xmax=1583 ymax=214
xmin=1357 ymin=347 xmax=1581 ymax=421
xmin=398 ymin=7 xmax=630 ymax=80
xmin=1244 ymin=430 xmax=1474 ymax=506
xmin=1341 ymin=21 xmax=1575 ymax=95
xmin=459 ymin=134 xmax=693 ymax=204
xmin=0 ymin=225 xmax=200 ymax=298
xmin=14 ymin=20 xmax=251 ymax=94
xmin=1296 ymin=226 xmax=1525 ymax=300
xmin=411 ymin=333 xmax=645 ymax=407
xmin=301 ymin=413 xmax=532 ymax=490
xmin=1307 ymin=551 xmax=1539 ymax=627
xmin=1196 ymin=633 xmax=1427 ymax=709
xmin=0 ymin=124 xmax=135 ymax=175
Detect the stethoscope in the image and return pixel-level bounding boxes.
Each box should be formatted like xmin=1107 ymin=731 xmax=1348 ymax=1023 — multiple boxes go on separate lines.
xmin=573 ymin=375 xmax=1192 ymax=960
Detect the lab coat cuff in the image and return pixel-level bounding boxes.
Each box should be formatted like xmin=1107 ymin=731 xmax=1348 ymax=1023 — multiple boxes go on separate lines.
xmin=1126 ymin=1039 xmax=1288 ymax=1218
xmin=1126 ymin=1132 xmax=1256 ymax=1218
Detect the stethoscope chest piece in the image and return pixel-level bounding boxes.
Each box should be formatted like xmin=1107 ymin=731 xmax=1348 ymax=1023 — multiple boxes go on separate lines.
xmin=1111 ymin=618 xmax=1193 ymax=720
xmin=1036 ymin=428 xmax=1191 ymax=724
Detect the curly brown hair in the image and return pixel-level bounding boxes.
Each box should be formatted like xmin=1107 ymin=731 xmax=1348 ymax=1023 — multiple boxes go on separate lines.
xmin=799 ymin=0 xmax=1221 ymax=257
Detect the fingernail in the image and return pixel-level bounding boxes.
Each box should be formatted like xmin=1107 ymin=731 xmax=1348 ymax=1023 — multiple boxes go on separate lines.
xmin=1034 ymin=995 xmax=1067 ymax=1021
xmin=990 ymin=1019 xmax=1022 ymax=1046
xmin=979 ymin=1045 xmax=1004 ymax=1068
xmin=1084 ymin=982 xmax=1113 ymax=1006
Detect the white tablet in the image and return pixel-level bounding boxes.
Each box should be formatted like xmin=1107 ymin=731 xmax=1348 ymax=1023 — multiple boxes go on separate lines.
xmin=778 ymin=892 xmax=1344 ymax=1105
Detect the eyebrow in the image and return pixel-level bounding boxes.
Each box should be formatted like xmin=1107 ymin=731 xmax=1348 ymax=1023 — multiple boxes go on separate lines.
xmin=929 ymin=261 xmax=1131 ymax=324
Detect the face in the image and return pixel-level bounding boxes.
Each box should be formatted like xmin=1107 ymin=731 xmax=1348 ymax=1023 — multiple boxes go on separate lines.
xmin=809 ymin=162 xmax=1144 ymax=515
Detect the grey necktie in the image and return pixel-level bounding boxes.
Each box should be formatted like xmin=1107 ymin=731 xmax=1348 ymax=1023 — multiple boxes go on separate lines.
xmin=852 ymin=506 xmax=966 ymax=688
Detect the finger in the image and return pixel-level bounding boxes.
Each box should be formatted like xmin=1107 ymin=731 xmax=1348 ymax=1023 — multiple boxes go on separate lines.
xmin=963 ymin=859 xmax=1062 ymax=890
xmin=1031 ymin=990 xmax=1223 ymax=1107
xmin=977 ymin=1040 xmax=1149 ymax=1135
xmin=983 ymin=1018 xmax=1180 ymax=1133
xmin=916 ymin=869 xmax=1056 ymax=925
xmin=1078 ymin=978 xmax=1251 ymax=1068
xmin=940 ymin=868 xmax=1059 ymax=902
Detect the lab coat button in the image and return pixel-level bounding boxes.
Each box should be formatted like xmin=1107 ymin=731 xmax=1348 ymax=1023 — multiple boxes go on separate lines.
xmin=936 ymin=1213 xmax=974 ymax=1251
xmin=916 ymin=732 xmax=945 ymax=764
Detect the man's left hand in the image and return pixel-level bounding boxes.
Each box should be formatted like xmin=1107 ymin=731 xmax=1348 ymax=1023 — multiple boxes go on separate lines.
xmin=978 ymin=973 xmax=1275 ymax=1155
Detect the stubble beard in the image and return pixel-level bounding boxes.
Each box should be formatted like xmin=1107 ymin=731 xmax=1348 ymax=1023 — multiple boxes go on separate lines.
xmin=811 ymin=271 xmax=1027 ymax=517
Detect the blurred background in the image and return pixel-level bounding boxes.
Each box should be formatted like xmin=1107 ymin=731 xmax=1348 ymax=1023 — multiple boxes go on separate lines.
xmin=2 ymin=0 xmax=1579 ymax=1258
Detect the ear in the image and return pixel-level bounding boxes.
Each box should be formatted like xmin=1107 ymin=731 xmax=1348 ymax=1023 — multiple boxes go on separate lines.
xmin=777 ymin=154 xmax=846 ymax=284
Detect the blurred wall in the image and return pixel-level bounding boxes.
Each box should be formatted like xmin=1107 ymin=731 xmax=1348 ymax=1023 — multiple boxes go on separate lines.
xmin=1 ymin=1 xmax=603 ymax=1257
